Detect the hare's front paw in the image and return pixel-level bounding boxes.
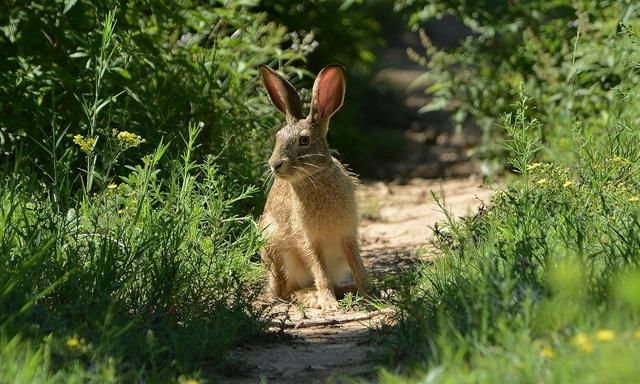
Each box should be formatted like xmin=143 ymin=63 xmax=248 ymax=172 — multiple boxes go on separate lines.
xmin=316 ymin=290 xmax=339 ymax=311
xmin=292 ymin=288 xmax=319 ymax=308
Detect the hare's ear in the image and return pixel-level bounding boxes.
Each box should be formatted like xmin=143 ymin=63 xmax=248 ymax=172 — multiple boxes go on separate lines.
xmin=309 ymin=64 xmax=346 ymax=134
xmin=259 ymin=65 xmax=303 ymax=123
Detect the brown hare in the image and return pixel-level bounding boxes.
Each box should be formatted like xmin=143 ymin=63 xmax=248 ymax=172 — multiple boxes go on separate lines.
xmin=258 ymin=64 xmax=367 ymax=310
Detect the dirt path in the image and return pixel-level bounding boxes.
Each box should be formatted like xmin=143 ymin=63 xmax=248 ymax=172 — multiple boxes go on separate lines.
xmin=225 ymin=177 xmax=493 ymax=383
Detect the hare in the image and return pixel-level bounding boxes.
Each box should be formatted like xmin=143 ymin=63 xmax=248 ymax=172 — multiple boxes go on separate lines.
xmin=258 ymin=64 xmax=367 ymax=310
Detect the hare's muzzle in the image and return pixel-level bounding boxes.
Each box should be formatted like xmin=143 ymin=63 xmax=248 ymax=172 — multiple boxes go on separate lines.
xmin=269 ymin=157 xmax=288 ymax=175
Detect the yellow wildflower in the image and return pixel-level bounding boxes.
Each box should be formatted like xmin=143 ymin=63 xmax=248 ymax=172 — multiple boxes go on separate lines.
xmin=116 ymin=131 xmax=145 ymax=148
xmin=72 ymin=134 xmax=96 ymax=153
xmin=595 ymin=329 xmax=615 ymax=342
xmin=178 ymin=377 xmax=200 ymax=384
xmin=541 ymin=344 xmax=555 ymax=358
xmin=572 ymin=333 xmax=594 ymax=353
xmin=107 ymin=183 xmax=118 ymax=189
xmin=608 ymin=155 xmax=630 ymax=164
xmin=527 ymin=163 xmax=543 ymax=171
xmin=66 ymin=337 xmax=80 ymax=349
xmin=536 ymin=178 xmax=547 ymax=185
xmin=563 ymin=180 xmax=574 ymax=188
xmin=629 ymin=196 xmax=639 ymax=202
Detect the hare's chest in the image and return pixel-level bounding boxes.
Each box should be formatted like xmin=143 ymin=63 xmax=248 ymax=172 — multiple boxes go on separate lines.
xmin=293 ymin=189 xmax=356 ymax=229
xmin=316 ymin=235 xmax=351 ymax=284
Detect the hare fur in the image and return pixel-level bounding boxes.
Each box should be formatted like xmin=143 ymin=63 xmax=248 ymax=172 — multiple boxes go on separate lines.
xmin=258 ymin=64 xmax=367 ymax=310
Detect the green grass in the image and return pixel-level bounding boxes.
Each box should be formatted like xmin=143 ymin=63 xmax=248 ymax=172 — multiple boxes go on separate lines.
xmin=377 ymin=86 xmax=640 ymax=383
xmin=1 ymin=125 xmax=267 ymax=381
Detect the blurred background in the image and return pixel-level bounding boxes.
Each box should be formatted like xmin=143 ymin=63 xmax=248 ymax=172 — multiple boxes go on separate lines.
xmin=3 ymin=1 xmax=638 ymax=186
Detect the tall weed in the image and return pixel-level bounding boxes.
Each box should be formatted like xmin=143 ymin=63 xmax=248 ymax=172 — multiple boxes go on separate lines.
xmin=1 ymin=127 xmax=265 ymax=380
xmin=381 ymin=89 xmax=640 ymax=382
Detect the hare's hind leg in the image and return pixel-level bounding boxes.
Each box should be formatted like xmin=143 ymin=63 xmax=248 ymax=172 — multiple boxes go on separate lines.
xmin=261 ymin=246 xmax=288 ymax=299
xmin=342 ymin=236 xmax=368 ymax=295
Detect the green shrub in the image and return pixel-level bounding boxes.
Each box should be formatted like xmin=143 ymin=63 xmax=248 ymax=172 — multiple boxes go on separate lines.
xmin=0 ymin=0 xmax=308 ymax=193
xmin=1 ymin=126 xmax=265 ymax=380
xmin=259 ymin=0 xmax=384 ymax=75
xmin=380 ymin=88 xmax=640 ymax=381
xmin=397 ymin=0 xmax=640 ymax=169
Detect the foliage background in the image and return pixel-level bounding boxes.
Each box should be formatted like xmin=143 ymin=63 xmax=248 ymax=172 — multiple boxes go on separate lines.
xmin=397 ymin=0 xmax=640 ymax=172
xmin=0 ymin=0 xmax=310 ymax=193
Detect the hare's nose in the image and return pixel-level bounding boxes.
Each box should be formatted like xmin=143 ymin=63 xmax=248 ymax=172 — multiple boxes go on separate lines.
xmin=270 ymin=159 xmax=285 ymax=171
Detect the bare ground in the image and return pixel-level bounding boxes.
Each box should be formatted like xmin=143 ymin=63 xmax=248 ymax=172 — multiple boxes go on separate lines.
xmin=224 ymin=177 xmax=493 ymax=383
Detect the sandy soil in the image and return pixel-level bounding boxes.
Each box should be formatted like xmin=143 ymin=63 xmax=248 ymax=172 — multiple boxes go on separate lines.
xmin=224 ymin=177 xmax=493 ymax=383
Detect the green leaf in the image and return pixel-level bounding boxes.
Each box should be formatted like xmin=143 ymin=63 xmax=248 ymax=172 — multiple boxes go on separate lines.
xmin=113 ymin=67 xmax=132 ymax=79
xmin=63 ymin=0 xmax=78 ymax=14
xmin=69 ymin=51 xmax=88 ymax=58
xmin=419 ymin=98 xmax=448 ymax=113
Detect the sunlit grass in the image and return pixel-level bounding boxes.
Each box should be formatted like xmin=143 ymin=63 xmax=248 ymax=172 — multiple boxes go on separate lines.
xmin=380 ymin=86 xmax=640 ymax=383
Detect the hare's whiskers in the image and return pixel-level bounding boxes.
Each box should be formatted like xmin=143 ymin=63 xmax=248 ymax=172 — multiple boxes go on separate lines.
xmin=263 ymin=173 xmax=275 ymax=189
xmin=261 ymin=162 xmax=275 ymax=189
xmin=298 ymin=153 xmax=326 ymax=160
xmin=300 ymin=161 xmax=321 ymax=169
xmin=292 ymin=165 xmax=318 ymax=190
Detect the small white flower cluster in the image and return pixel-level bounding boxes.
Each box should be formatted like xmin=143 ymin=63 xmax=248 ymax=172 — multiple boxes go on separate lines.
xmin=290 ymin=31 xmax=318 ymax=55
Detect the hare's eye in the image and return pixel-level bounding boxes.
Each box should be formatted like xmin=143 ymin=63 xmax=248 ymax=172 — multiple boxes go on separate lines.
xmin=299 ymin=135 xmax=310 ymax=146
